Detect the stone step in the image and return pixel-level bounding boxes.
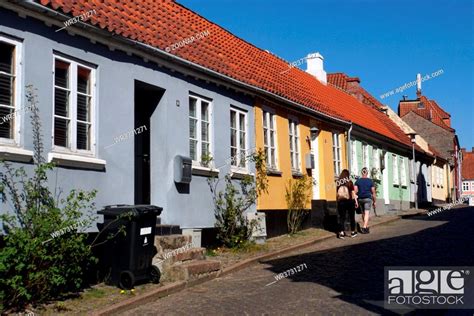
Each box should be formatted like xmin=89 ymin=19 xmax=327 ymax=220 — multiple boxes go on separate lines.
xmin=155 ymin=234 xmax=192 ymax=251
xmin=167 ymin=260 xmax=221 ymax=281
xmin=156 ymin=247 xmax=206 ymax=265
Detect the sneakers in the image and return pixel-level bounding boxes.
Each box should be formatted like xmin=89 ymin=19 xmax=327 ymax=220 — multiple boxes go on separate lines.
xmin=337 ymin=232 xmax=345 ymax=239
xmin=351 ymin=232 xmax=358 ymax=238
xmin=361 ymin=227 xmax=370 ymax=234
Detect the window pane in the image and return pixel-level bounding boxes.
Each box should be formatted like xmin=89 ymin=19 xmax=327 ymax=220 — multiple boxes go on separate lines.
xmin=0 ymin=74 xmax=13 ymax=106
xmin=55 ymin=60 xmax=69 ymax=88
xmin=189 ymin=118 xmax=197 ymax=139
xmin=230 ymin=110 xmax=236 ymax=128
xmin=0 ymin=42 xmax=13 ymax=74
xmin=0 ymin=106 xmax=13 ymax=138
xmin=55 ymin=88 xmax=69 ymax=117
xmin=201 ymin=122 xmax=209 ymax=142
xmin=239 ymin=131 xmax=245 ymax=149
xmin=77 ymin=94 xmax=90 ymax=122
xmin=77 ymin=67 xmax=91 ymax=94
xmin=231 ymin=129 xmax=236 ymax=147
xmin=77 ymin=122 xmax=89 ymax=150
xmin=54 ymin=117 xmax=69 ymax=147
xmin=239 ymin=113 xmax=245 ymax=131
xmin=202 ymin=142 xmax=209 ymax=157
xmin=231 ymin=147 xmax=237 ymax=166
xmin=189 ymin=97 xmax=197 ymax=117
xmin=270 ymin=114 xmax=274 ymax=129
xmin=190 ymin=139 xmax=197 ymax=160
xmin=201 ymin=101 xmax=209 ymax=121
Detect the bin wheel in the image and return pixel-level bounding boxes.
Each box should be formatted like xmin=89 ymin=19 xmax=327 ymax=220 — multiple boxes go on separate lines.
xmin=150 ymin=265 xmax=161 ymax=284
xmin=119 ymin=270 xmax=135 ymax=290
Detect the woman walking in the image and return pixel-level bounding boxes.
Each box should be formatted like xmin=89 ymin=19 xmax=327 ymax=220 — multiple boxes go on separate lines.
xmin=336 ymin=169 xmax=359 ymax=239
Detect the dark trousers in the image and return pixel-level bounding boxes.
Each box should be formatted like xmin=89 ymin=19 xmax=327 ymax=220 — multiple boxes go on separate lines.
xmin=337 ymin=199 xmax=356 ymax=232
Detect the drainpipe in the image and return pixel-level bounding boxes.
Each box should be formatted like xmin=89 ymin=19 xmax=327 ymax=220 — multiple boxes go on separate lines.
xmin=347 ymin=124 xmax=353 ymax=172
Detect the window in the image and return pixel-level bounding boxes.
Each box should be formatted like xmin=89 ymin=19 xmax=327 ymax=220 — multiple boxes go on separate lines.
xmin=400 ymin=156 xmax=407 ymax=186
xmin=392 ymin=154 xmax=399 ymax=185
xmin=230 ymin=107 xmax=247 ymax=169
xmin=263 ymin=109 xmax=277 ymax=169
xmin=288 ymin=118 xmax=300 ymax=172
xmin=0 ymin=37 xmax=21 ymax=143
xmin=189 ymin=95 xmax=212 ymax=164
xmin=373 ymin=147 xmax=379 ymax=170
xmin=332 ymin=133 xmax=342 ymax=176
xmin=53 ymin=56 xmax=95 ymax=153
xmin=351 ymin=140 xmax=357 ymax=175
xmin=462 ymin=182 xmax=469 ymax=192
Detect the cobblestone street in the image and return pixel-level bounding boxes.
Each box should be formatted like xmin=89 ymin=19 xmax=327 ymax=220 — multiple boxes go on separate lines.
xmin=121 ymin=207 xmax=474 ymax=316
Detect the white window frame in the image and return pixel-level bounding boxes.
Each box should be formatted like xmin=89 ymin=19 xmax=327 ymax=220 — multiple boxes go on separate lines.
xmin=462 ymin=181 xmax=469 ymax=192
xmin=263 ymin=108 xmax=278 ymax=170
xmin=52 ymin=55 xmax=96 ymax=156
xmin=230 ymin=106 xmax=248 ymax=171
xmin=393 ymin=154 xmax=399 ymax=185
xmin=189 ymin=94 xmax=213 ymax=166
xmin=332 ymin=132 xmax=342 ymax=176
xmin=400 ymin=156 xmax=407 ymax=186
xmin=288 ymin=116 xmax=301 ymax=172
xmin=0 ymin=35 xmax=23 ymax=145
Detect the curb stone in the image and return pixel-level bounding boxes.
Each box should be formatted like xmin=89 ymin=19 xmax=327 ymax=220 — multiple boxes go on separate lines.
xmin=95 ymin=213 xmax=422 ymax=315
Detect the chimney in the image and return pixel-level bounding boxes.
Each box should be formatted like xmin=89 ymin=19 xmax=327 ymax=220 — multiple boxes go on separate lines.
xmin=416 ymin=73 xmax=422 ymax=98
xmin=306 ymin=52 xmax=327 ymax=85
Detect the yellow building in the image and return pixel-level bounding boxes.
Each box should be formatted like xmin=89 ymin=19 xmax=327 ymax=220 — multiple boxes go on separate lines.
xmin=254 ymin=98 xmax=349 ymax=235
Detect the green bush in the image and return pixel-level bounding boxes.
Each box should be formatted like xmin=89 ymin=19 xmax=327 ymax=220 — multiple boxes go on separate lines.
xmin=0 ymin=86 xmax=97 ymax=312
xmin=286 ymin=175 xmax=312 ymax=234
xmin=208 ymin=149 xmax=268 ymax=248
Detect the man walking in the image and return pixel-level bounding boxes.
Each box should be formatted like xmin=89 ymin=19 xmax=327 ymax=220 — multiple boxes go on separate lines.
xmin=354 ymin=167 xmax=376 ymax=234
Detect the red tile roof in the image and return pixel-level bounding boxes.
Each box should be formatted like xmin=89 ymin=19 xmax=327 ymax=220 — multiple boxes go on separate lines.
xmin=399 ymin=96 xmax=454 ymax=132
xmin=37 ymin=0 xmax=419 ymax=150
xmin=328 ymin=72 xmax=384 ymax=109
xmin=462 ymin=150 xmax=474 ymax=180
xmin=327 ymin=73 xmax=429 ymax=152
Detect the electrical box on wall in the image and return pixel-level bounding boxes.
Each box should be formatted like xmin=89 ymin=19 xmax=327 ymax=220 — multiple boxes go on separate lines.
xmin=174 ymin=155 xmax=192 ymax=184
xmin=305 ymin=153 xmax=315 ymax=169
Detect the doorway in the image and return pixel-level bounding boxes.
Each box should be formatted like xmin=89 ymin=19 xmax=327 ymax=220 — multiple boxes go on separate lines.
xmin=134 ymin=80 xmax=164 ymax=205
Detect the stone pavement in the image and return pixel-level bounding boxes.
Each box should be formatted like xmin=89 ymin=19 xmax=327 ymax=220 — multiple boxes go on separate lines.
xmin=120 ymin=207 xmax=474 ymax=316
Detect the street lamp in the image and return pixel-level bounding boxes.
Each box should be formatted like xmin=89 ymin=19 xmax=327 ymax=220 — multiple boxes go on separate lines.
xmin=408 ymin=133 xmax=418 ymax=209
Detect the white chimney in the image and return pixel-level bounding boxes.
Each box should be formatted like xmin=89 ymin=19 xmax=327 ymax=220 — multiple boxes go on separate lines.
xmin=416 ymin=73 xmax=422 ymax=97
xmin=306 ymin=52 xmax=327 ymax=85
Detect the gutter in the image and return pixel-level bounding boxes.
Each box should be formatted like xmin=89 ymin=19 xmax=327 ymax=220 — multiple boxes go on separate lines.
xmin=18 ymin=1 xmax=351 ymax=127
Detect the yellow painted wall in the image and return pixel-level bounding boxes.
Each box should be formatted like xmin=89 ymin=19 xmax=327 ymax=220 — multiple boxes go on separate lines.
xmin=255 ymin=99 xmax=348 ymax=210
xmin=317 ymin=128 xmax=348 ymax=201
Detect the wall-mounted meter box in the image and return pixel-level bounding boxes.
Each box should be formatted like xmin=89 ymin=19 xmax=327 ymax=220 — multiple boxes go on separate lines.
xmin=174 ymin=155 xmax=192 ymax=184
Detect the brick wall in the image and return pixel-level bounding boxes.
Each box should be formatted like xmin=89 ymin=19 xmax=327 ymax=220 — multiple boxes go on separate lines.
xmin=401 ymin=112 xmax=454 ymax=163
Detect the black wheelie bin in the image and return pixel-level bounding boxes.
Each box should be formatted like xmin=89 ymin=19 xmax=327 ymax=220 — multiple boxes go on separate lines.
xmin=97 ymin=204 xmax=162 ymax=289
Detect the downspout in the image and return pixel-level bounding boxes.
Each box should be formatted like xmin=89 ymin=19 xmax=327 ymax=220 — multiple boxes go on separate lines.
xmin=347 ymin=124 xmax=353 ymax=172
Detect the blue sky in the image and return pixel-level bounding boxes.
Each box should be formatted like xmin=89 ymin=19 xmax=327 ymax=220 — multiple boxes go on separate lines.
xmin=179 ymin=0 xmax=473 ymax=149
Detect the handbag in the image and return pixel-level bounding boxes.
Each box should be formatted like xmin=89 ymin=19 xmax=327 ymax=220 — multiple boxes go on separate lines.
xmin=355 ymin=202 xmax=362 ymax=214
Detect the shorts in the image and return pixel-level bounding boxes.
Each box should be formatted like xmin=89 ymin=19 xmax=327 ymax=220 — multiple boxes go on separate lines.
xmin=358 ymin=198 xmax=372 ymax=212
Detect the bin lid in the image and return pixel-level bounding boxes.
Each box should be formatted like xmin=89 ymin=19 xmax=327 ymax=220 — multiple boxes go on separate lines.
xmin=98 ymin=204 xmax=163 ymax=217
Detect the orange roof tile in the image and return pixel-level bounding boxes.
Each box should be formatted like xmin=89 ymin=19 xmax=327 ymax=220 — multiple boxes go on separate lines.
xmin=399 ymin=96 xmax=454 ymax=132
xmin=37 ymin=0 xmax=418 ymax=150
